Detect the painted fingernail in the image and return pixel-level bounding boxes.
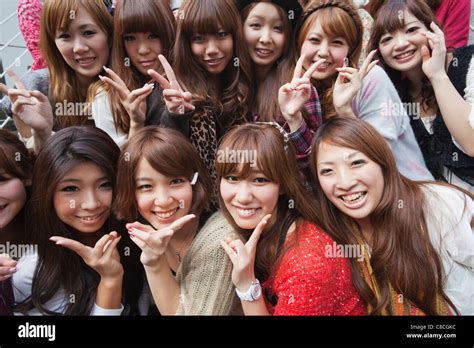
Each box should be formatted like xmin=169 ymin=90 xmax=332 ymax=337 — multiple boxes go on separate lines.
xmin=103 ymin=65 xmax=108 ymax=71
xmin=9 ymin=268 xmax=17 ymax=273
xmin=98 ymin=75 xmax=104 ymax=80
xmin=129 ymin=233 xmax=135 ymax=238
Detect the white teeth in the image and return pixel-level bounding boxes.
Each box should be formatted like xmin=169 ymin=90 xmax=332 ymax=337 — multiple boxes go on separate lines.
xmin=340 ymin=192 xmax=366 ymax=203
xmin=77 ymin=57 xmax=95 ymax=64
xmin=154 ymin=208 xmax=178 ymax=219
xmin=236 ymin=208 xmax=258 ymax=216
xmin=79 ymin=214 xmax=100 ymax=221
xmin=395 ymin=51 xmax=414 ymax=59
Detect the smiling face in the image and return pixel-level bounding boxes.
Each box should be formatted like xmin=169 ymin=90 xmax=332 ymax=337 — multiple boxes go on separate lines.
xmin=316 ymin=142 xmax=384 ymax=224
xmin=220 ymin=167 xmax=280 ymax=230
xmin=190 ymin=26 xmax=234 ymax=75
xmin=243 ymin=2 xmax=286 ymax=69
xmin=0 ymin=172 xmax=27 ymax=229
xmin=54 ymin=5 xmax=109 ymax=86
xmin=300 ymin=20 xmax=350 ymax=81
xmin=378 ymin=10 xmax=428 ymax=74
xmin=53 ymin=162 xmax=112 ymax=233
xmin=123 ymin=32 xmax=162 ymax=75
xmin=135 ymin=158 xmax=193 ymax=230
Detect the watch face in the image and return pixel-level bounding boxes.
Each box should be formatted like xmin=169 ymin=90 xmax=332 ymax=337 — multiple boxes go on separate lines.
xmin=251 ymin=283 xmax=262 ymax=300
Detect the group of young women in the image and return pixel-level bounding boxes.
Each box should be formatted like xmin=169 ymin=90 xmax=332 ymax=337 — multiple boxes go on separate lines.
xmin=0 ymin=0 xmax=472 ymax=316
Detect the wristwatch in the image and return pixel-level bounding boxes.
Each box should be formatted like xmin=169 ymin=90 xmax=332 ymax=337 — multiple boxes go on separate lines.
xmin=235 ymin=279 xmax=262 ymax=301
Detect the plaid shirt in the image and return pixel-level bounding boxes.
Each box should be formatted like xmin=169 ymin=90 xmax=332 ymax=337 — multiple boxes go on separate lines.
xmin=253 ymin=85 xmax=322 ymax=193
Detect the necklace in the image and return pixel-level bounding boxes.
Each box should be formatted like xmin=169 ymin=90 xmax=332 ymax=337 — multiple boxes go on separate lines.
xmin=170 ymin=229 xmax=196 ymax=263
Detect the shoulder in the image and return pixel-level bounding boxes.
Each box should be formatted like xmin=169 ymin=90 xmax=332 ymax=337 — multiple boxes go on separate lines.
xmin=191 ymin=211 xmax=236 ymax=253
xmin=278 ymin=221 xmax=346 ymax=276
xmin=421 ymin=183 xmax=473 ymax=236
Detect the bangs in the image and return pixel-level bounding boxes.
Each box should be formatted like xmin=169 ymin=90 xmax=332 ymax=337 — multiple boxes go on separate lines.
xmin=313 ymin=7 xmax=358 ymax=43
xmin=139 ymin=139 xmax=194 ymax=181
xmin=180 ymin=0 xmax=235 ymax=36
xmin=119 ymin=1 xmax=167 ymax=35
xmin=45 ymin=0 xmax=79 ymax=34
xmin=0 ymin=147 xmax=23 ymax=179
xmin=216 ymin=128 xmax=279 ymax=183
xmin=376 ymin=2 xmax=407 ymax=37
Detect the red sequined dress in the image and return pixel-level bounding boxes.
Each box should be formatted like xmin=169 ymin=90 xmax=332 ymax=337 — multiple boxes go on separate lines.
xmin=261 ymin=220 xmax=367 ymax=315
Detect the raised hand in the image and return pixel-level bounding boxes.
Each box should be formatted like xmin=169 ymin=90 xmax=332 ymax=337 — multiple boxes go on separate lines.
xmin=147 ymin=55 xmax=195 ymax=115
xmin=278 ymin=55 xmax=326 ymax=131
xmin=333 ymin=50 xmax=378 ymax=117
xmin=2 ymin=69 xmax=53 ymax=134
xmin=126 ymin=214 xmax=196 ymax=268
xmin=0 ymin=253 xmax=16 ymax=282
xmin=220 ymin=214 xmax=271 ymax=292
xmin=421 ymin=22 xmax=448 ymax=81
xmin=99 ymin=66 xmax=154 ymax=127
xmin=50 ymin=232 xmax=123 ymax=281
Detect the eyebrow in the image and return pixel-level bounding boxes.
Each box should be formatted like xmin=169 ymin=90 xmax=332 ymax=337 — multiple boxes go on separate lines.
xmin=318 ymin=151 xmax=360 ymax=165
xmin=59 ymin=176 xmax=109 ymax=184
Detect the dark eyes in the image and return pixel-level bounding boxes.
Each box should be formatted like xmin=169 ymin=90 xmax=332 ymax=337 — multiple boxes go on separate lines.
xmin=352 ymin=159 xmax=366 ymax=166
xmin=192 ymin=35 xmax=203 ymax=43
xmin=100 ymin=181 xmax=113 ymax=189
xmin=407 ymin=26 xmax=419 ymax=33
xmin=218 ymin=31 xmax=229 ymax=38
xmin=224 ymin=175 xmax=238 ymax=182
xmin=60 ymin=185 xmax=79 ymax=192
xmin=83 ymin=30 xmax=96 ymax=36
xmin=124 ymin=35 xmax=135 ymax=42
xmin=170 ymin=178 xmax=186 ymax=185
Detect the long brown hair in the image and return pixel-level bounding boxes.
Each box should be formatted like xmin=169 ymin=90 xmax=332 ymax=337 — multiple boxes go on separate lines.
xmin=109 ymin=0 xmax=176 ymax=133
xmin=40 ymin=0 xmax=113 ymax=128
xmin=296 ymin=0 xmax=363 ymax=118
xmin=173 ymin=0 xmax=253 ymax=129
xmin=17 ymin=126 xmax=122 ymax=315
xmin=368 ymin=0 xmax=440 ymax=113
xmin=241 ymin=2 xmax=295 ymax=122
xmin=114 ymin=126 xmax=211 ymax=222
xmin=216 ymin=123 xmax=324 ymax=281
xmin=310 ymin=117 xmax=460 ymax=315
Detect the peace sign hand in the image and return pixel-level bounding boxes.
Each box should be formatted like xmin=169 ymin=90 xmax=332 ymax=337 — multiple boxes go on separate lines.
xmin=126 ymin=214 xmax=196 ymax=268
xmin=99 ymin=66 xmax=154 ymax=127
xmin=220 ymin=214 xmax=271 ymax=292
xmin=421 ymin=22 xmax=448 ymax=81
xmin=1 ymin=69 xmax=53 ymax=134
xmin=50 ymin=232 xmax=123 ymax=281
xmin=333 ymin=50 xmax=378 ymax=117
xmin=147 ymin=55 xmax=195 ymax=115
xmin=278 ymin=55 xmax=325 ymax=130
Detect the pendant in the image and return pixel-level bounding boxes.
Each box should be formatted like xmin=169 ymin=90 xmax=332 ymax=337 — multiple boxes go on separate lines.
xmin=176 ymin=252 xmax=181 ymax=263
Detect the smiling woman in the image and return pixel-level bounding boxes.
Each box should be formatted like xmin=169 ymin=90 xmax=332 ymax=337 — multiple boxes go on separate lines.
xmin=13 ymin=127 xmax=145 ymax=316
xmin=114 ymin=126 xmax=241 ymax=315
xmin=311 ymin=117 xmax=474 ymax=315
xmin=217 ymin=123 xmax=366 ymax=315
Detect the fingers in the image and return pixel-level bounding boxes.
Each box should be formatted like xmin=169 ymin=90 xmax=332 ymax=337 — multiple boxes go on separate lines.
xmin=99 ymin=74 xmax=130 ymax=100
xmin=246 ymin=214 xmax=271 ymax=250
xmin=126 ymin=221 xmax=156 ymax=233
xmin=129 ymin=233 xmax=148 ymax=250
xmin=102 ymin=66 xmax=128 ymax=90
xmin=168 ymin=214 xmax=196 ymax=232
xmin=29 ymin=90 xmax=49 ymax=102
xmin=158 ymin=55 xmax=180 ymax=91
xmin=147 ymin=69 xmax=172 ymax=90
xmin=8 ymin=89 xmax=32 ymax=99
xmin=50 ymin=236 xmax=88 ymax=259
xmin=293 ymin=54 xmax=306 ymax=81
xmin=128 ymin=83 xmax=154 ymax=104
xmin=0 ymin=83 xmax=8 ymax=95
xmin=303 ymin=58 xmax=326 ymax=79
xmin=421 ymin=45 xmax=431 ymax=61
xmin=220 ymin=240 xmax=238 ymax=262
xmin=6 ymin=69 xmax=26 ymax=90
xmin=359 ymin=49 xmax=377 ymax=75
xmin=103 ymin=233 xmax=122 ymax=259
